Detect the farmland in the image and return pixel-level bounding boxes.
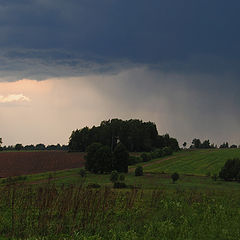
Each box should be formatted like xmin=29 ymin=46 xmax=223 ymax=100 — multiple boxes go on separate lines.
xmin=0 ymin=148 xmax=240 ymax=239
xmin=131 ymin=148 xmax=240 ymax=176
xmin=0 ymin=151 xmax=85 ymax=177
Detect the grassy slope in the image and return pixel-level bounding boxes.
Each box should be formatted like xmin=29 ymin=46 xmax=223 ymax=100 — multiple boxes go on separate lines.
xmin=2 ymin=148 xmax=240 ymax=192
xmin=132 ymin=148 xmax=240 ymax=176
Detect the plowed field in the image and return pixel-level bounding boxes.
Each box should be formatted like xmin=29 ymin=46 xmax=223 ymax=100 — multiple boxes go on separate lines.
xmin=0 ymin=151 xmax=85 ymax=177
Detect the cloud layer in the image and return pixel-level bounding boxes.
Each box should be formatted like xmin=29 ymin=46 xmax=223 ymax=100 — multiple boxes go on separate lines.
xmin=0 ymin=94 xmax=30 ymax=103
xmin=0 ymin=1 xmax=239 ymax=146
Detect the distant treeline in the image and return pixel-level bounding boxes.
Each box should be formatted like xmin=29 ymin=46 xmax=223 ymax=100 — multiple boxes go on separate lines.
xmin=190 ymin=139 xmax=238 ymax=149
xmin=0 ymin=143 xmax=68 ymax=151
xmin=69 ymin=119 xmax=180 ymax=152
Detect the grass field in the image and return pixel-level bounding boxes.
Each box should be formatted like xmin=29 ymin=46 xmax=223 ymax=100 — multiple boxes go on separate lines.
xmin=1 ymin=148 xmax=240 ymax=239
xmin=130 ymin=148 xmax=240 ymax=176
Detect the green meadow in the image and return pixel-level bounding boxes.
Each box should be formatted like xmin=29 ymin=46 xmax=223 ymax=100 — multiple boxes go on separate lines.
xmin=1 ymin=148 xmax=240 ymax=240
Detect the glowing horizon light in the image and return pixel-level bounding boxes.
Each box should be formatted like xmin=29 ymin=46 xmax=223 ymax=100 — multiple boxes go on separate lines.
xmin=0 ymin=94 xmax=30 ymax=103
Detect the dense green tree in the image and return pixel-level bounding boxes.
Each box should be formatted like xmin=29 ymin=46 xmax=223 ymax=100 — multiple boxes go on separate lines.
xmin=171 ymin=172 xmax=179 ymax=183
xmin=192 ymin=139 xmax=201 ymax=148
xmin=85 ymin=143 xmax=112 ymax=174
xmin=201 ymin=140 xmax=210 ymax=149
xmin=110 ymin=170 xmax=119 ymax=183
xmin=219 ymin=158 xmax=240 ymax=181
xmin=15 ymin=144 xmax=23 ymax=151
xmin=68 ymin=119 xmax=177 ymax=152
xmin=113 ymin=143 xmax=129 ymax=173
xmin=135 ymin=166 xmax=143 ymax=176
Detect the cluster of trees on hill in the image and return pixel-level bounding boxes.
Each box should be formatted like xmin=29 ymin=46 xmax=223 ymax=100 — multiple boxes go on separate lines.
xmin=85 ymin=142 xmax=129 ymax=173
xmin=0 ymin=143 xmax=68 ymax=151
xmin=69 ymin=119 xmax=179 ymax=152
xmin=190 ymin=139 xmax=216 ymax=149
xmin=189 ymin=139 xmax=239 ymax=149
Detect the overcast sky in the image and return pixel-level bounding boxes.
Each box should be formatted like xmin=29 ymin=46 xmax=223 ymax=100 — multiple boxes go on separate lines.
xmin=0 ymin=0 xmax=240 ymax=146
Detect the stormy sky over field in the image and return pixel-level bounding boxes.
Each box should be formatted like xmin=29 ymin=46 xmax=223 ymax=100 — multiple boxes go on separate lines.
xmin=0 ymin=0 xmax=240 ymax=146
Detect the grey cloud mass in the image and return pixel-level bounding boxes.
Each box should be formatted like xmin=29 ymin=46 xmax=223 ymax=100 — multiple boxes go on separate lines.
xmin=0 ymin=0 xmax=240 ymax=145
xmin=0 ymin=0 xmax=239 ymax=78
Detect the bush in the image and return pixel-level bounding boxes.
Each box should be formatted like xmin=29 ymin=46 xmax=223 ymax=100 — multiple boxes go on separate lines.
xmin=85 ymin=143 xmax=113 ymax=174
xmin=135 ymin=166 xmax=143 ymax=176
xmin=87 ymin=183 xmax=101 ymax=188
xmin=154 ymin=149 xmax=163 ymax=158
xmin=212 ymin=173 xmax=218 ymax=181
xmin=113 ymin=143 xmax=129 ymax=173
xmin=128 ymin=155 xmax=142 ymax=165
xmin=141 ymin=153 xmax=151 ymax=162
xmin=219 ymin=158 xmax=240 ymax=181
xmin=79 ymin=169 xmax=86 ymax=178
xmin=206 ymin=172 xmax=211 ymax=177
xmin=171 ymin=172 xmax=179 ymax=183
xmin=119 ymin=174 xmax=125 ymax=182
xmin=162 ymin=147 xmax=173 ymax=156
xmin=113 ymin=182 xmax=127 ymax=188
xmin=110 ymin=170 xmax=119 ymax=183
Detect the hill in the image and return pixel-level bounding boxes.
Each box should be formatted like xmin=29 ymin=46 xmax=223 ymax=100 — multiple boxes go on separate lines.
xmin=132 ymin=148 xmax=240 ymax=176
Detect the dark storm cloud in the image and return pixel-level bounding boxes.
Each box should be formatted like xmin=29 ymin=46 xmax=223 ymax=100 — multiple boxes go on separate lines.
xmin=1 ymin=0 xmax=240 ymax=145
xmin=0 ymin=0 xmax=239 ymax=79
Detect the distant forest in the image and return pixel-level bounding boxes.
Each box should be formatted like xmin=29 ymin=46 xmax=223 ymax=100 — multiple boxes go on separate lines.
xmin=0 ymin=143 xmax=68 ymax=151
xmin=69 ymin=119 xmax=179 ymax=152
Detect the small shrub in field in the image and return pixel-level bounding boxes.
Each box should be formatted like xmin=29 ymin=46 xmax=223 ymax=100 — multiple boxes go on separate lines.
xmin=171 ymin=172 xmax=179 ymax=183
xmin=128 ymin=155 xmax=142 ymax=165
xmin=119 ymin=174 xmax=125 ymax=182
xmin=113 ymin=182 xmax=127 ymax=188
xmin=79 ymin=169 xmax=86 ymax=178
xmin=135 ymin=166 xmax=143 ymax=176
xmin=206 ymin=172 xmax=211 ymax=177
xmin=87 ymin=183 xmax=101 ymax=188
xmin=162 ymin=147 xmax=173 ymax=156
xmin=141 ymin=153 xmax=151 ymax=162
xmin=212 ymin=173 xmax=218 ymax=181
xmin=110 ymin=170 xmax=119 ymax=183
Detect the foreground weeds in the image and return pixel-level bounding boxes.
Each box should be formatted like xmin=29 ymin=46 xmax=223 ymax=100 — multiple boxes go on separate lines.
xmin=0 ymin=183 xmax=240 ymax=239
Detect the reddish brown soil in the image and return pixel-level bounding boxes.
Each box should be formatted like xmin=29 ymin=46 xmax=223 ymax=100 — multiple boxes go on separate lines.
xmin=0 ymin=151 xmax=85 ymax=177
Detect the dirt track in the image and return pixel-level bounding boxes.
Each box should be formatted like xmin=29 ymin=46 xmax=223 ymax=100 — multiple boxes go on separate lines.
xmin=0 ymin=151 xmax=85 ymax=177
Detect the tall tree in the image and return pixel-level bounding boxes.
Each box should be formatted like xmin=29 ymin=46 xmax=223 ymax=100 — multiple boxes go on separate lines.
xmin=113 ymin=143 xmax=129 ymax=173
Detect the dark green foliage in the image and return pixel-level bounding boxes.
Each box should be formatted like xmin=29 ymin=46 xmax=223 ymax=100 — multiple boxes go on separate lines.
xmin=212 ymin=173 xmax=218 ymax=181
xmin=85 ymin=142 xmax=103 ymax=173
xmin=15 ymin=143 xmax=23 ymax=151
xmin=135 ymin=166 xmax=143 ymax=176
xmin=219 ymin=158 xmax=240 ymax=181
xmin=110 ymin=170 xmax=119 ymax=183
xmin=171 ymin=172 xmax=179 ymax=183
xmin=112 ymin=143 xmax=129 ymax=173
xmin=113 ymin=182 xmax=127 ymax=188
xmin=220 ymin=142 xmax=229 ymax=148
xmin=141 ymin=152 xmax=151 ymax=162
xmin=162 ymin=146 xmax=173 ymax=156
xmin=87 ymin=183 xmax=101 ymax=188
xmin=79 ymin=169 xmax=86 ymax=178
xmin=85 ymin=143 xmax=112 ymax=173
xmin=69 ymin=118 xmax=179 ymax=152
xmin=191 ymin=139 xmax=216 ymax=149
xmin=128 ymin=155 xmax=142 ymax=165
xmin=119 ymin=174 xmax=125 ymax=182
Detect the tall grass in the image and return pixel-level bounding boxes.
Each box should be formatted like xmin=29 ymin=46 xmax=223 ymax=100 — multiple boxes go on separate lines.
xmin=0 ymin=182 xmax=240 ymax=239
